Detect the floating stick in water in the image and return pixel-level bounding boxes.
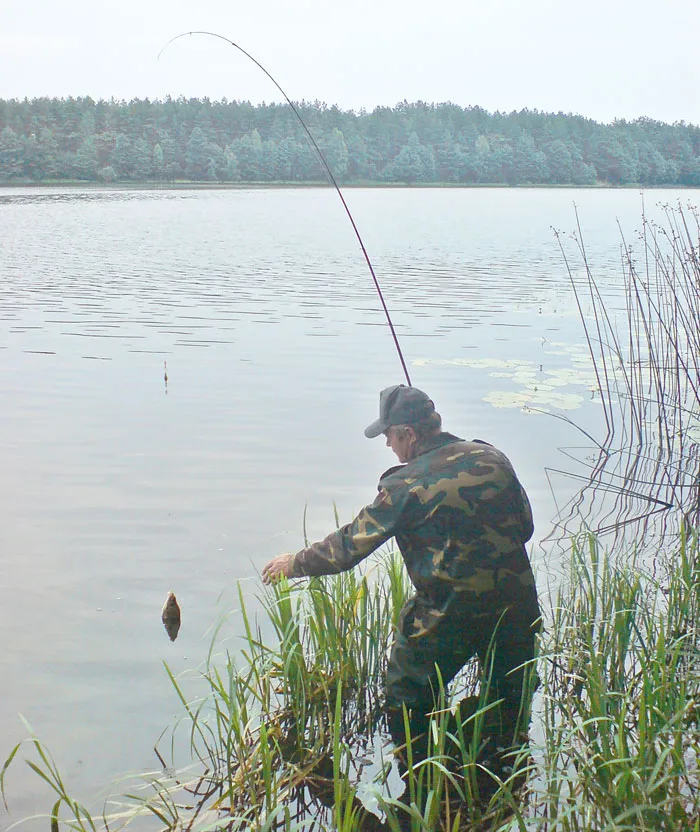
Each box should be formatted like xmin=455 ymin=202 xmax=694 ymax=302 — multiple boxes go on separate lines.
xmin=161 ymin=591 xmax=181 ymax=641
xmin=158 ymin=31 xmax=412 ymax=386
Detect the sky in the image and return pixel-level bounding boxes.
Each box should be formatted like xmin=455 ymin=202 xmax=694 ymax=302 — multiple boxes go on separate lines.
xmin=2 ymin=0 xmax=699 ymax=126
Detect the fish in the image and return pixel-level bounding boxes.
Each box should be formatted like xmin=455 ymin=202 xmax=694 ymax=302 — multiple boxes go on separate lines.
xmin=161 ymin=591 xmax=181 ymax=641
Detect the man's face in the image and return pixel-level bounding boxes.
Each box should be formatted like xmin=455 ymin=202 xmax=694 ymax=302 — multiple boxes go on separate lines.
xmin=384 ymin=425 xmax=416 ymax=463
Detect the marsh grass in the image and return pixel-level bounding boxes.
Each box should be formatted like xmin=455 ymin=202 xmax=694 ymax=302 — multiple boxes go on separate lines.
xmin=551 ymin=202 xmax=700 ymax=549
xmin=534 ymin=526 xmax=700 ymax=831
xmin=5 ymin=530 xmax=700 ymax=831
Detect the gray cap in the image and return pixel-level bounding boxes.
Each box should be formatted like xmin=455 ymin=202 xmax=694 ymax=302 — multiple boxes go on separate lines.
xmin=364 ymin=385 xmax=435 ymax=438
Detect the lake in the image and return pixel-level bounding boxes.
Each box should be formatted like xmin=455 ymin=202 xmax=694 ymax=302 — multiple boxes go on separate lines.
xmin=0 ymin=185 xmax=696 ymax=823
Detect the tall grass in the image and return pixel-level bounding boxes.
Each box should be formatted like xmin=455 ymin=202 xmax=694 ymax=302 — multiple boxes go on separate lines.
xmin=4 ymin=530 xmax=700 ymax=831
xmin=534 ymin=527 xmax=700 ymax=831
xmin=552 ymin=203 xmax=700 ymax=549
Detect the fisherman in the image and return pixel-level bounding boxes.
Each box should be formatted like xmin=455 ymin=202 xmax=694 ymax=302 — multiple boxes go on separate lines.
xmin=262 ymin=384 xmax=540 ymax=757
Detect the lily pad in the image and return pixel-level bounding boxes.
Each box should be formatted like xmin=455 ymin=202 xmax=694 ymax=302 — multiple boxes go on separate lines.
xmin=413 ymin=358 xmax=533 ymax=369
xmin=544 ymin=368 xmax=598 ymax=387
xmin=416 ymin=350 xmax=601 ymax=414
xmin=483 ymin=391 xmax=532 ymax=408
xmin=512 ymin=371 xmax=539 ymax=384
xmin=529 ymin=391 xmax=585 ymax=410
xmin=520 ymin=382 xmax=555 ymax=392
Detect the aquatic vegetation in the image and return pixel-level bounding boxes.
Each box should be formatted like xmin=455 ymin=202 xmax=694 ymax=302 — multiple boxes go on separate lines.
xmin=482 ymin=391 xmax=533 ymax=409
xmin=5 ymin=529 xmax=700 ymax=831
xmin=484 ymin=390 xmax=584 ymax=411
xmin=549 ymin=203 xmax=700 ymax=548
xmin=533 ymin=528 xmax=700 ymax=831
xmin=412 ymin=352 xmax=599 ymax=413
xmin=412 ymin=358 xmax=533 ymax=370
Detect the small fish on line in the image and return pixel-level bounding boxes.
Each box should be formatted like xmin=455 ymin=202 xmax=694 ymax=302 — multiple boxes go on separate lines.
xmin=162 ymin=591 xmax=181 ymax=641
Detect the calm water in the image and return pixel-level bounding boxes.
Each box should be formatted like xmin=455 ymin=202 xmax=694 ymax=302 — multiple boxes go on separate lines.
xmin=0 ymin=186 xmax=695 ymax=822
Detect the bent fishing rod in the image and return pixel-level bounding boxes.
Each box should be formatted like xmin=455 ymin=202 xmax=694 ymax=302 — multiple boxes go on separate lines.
xmin=158 ymin=31 xmax=412 ymax=386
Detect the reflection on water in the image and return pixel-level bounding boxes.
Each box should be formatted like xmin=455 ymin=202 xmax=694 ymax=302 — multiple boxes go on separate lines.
xmin=0 ymin=185 xmax=695 ymax=822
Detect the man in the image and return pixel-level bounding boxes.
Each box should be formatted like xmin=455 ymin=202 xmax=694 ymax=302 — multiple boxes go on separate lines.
xmin=263 ymin=384 xmax=540 ymax=749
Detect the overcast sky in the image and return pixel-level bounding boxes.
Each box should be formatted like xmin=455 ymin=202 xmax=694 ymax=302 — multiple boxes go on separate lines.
xmin=2 ymin=0 xmax=699 ymax=126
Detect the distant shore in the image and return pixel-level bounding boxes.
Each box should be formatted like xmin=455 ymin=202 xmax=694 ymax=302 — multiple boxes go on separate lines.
xmin=1 ymin=179 xmax=698 ymax=189
xmin=3 ymin=99 xmax=698 ymax=188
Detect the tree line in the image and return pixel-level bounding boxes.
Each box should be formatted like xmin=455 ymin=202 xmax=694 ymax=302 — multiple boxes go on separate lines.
xmin=0 ymin=96 xmax=699 ymax=186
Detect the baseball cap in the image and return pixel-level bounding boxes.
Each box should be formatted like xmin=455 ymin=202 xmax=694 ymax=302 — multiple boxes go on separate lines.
xmin=364 ymin=385 xmax=435 ymax=438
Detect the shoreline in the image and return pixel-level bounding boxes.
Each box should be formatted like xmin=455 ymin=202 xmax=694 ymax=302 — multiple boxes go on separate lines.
xmin=1 ymin=179 xmax=698 ymax=190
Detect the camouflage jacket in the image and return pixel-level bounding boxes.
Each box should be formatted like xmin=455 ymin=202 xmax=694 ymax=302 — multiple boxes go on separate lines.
xmin=291 ymin=432 xmax=536 ymax=617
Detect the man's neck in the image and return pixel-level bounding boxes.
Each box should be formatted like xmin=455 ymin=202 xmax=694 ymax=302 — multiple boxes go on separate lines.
xmin=414 ymin=430 xmax=461 ymax=458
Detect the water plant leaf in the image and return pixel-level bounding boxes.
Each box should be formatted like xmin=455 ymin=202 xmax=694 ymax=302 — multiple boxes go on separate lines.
xmin=482 ymin=392 xmax=532 ymax=409
xmin=50 ymin=799 xmax=61 ymax=832
xmin=0 ymin=742 xmax=21 ymax=809
xmin=413 ymin=358 xmax=533 ymax=369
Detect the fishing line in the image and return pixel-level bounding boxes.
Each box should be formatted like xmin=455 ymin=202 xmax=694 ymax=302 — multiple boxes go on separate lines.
xmin=158 ymin=31 xmax=412 ymax=386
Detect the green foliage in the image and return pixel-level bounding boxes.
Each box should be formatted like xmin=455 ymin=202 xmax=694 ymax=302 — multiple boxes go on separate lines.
xmin=5 ymin=531 xmax=700 ymax=830
xmin=184 ymin=126 xmax=213 ymax=180
xmin=384 ymin=132 xmax=436 ymax=182
xmin=536 ymin=531 xmax=700 ymax=831
xmin=74 ymin=136 xmax=99 ymax=180
xmin=0 ymin=96 xmax=698 ymax=185
xmin=0 ymin=126 xmax=23 ymax=179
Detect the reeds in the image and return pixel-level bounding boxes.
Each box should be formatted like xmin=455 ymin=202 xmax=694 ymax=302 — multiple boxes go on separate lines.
xmin=534 ymin=527 xmax=700 ymax=831
xmin=551 ymin=202 xmax=700 ymax=550
xmin=5 ymin=531 xmax=700 ymax=831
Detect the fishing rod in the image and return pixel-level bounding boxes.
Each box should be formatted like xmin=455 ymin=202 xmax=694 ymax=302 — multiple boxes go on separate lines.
xmin=158 ymin=31 xmax=412 ymax=386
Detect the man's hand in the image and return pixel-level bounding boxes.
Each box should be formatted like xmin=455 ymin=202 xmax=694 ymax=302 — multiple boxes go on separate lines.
xmin=262 ymin=553 xmax=296 ymax=585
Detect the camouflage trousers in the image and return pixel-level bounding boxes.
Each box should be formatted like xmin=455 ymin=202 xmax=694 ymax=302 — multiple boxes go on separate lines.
xmin=385 ymin=589 xmax=541 ymax=722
